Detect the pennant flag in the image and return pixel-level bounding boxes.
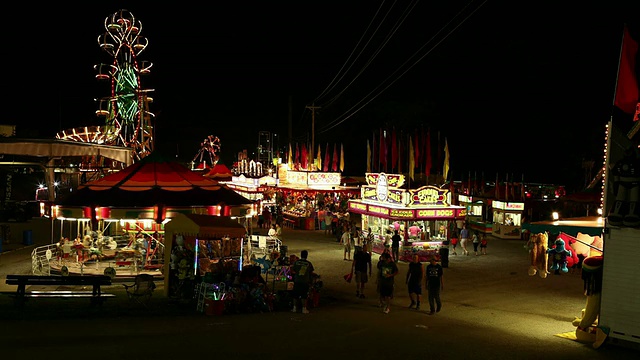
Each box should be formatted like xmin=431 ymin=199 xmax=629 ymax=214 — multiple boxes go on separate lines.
xmin=442 ymin=137 xmax=450 ymax=181
xmin=397 ymin=133 xmax=403 ymax=174
xmin=425 ymin=129 xmax=432 ymax=178
xmin=379 ymin=128 xmax=387 ymax=169
xmin=408 ymin=136 xmax=415 ymax=181
xmin=614 ymin=25 xmax=639 ymax=115
xmin=301 ymin=143 xmax=308 ymax=169
xmin=324 ymin=143 xmax=330 ymax=172
xmin=366 ymin=140 xmax=371 ymax=173
xmin=332 ymin=143 xmax=338 ymax=172
xmin=288 ymin=143 xmax=293 ymax=168
xmin=295 ymin=143 xmax=300 ymax=167
xmin=340 ymin=143 xmax=345 ymax=172
xmin=391 ymin=127 xmax=398 ymax=171
xmin=372 ymin=131 xmax=377 ymax=172
xmin=414 ymin=129 xmax=420 ymax=167
xmin=317 ymin=144 xmax=322 ymax=171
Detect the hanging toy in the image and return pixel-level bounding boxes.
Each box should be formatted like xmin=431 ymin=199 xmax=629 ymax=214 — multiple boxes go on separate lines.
xmin=547 ymin=238 xmax=572 ymax=273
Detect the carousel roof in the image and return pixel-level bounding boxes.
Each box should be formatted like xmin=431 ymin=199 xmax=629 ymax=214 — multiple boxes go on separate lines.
xmin=56 ymin=152 xmax=253 ymax=207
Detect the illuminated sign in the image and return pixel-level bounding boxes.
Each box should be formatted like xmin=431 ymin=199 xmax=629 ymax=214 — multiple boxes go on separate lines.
xmin=377 ymin=173 xmax=388 ymax=202
xmin=458 ymin=194 xmax=472 ymax=203
xmin=368 ymin=205 xmax=389 ymax=216
xmin=308 ymin=172 xmax=341 ymax=185
xmin=390 ymin=209 xmax=414 ymax=218
xmin=415 ymin=209 xmax=455 ymax=218
xmin=349 ymin=202 xmax=368 ymax=212
xmin=387 ymin=189 xmax=404 ymax=205
xmin=365 ymin=172 xmax=405 ymax=188
xmin=409 ymin=186 xmax=449 ymax=206
xmin=492 ymin=200 xmax=524 ymax=211
xmin=287 ymin=171 xmax=308 ymax=185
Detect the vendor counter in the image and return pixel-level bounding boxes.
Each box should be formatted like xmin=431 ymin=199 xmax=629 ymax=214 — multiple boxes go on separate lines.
xmin=371 ymin=237 xmax=444 ymax=263
xmin=282 ymin=212 xmax=316 ymax=230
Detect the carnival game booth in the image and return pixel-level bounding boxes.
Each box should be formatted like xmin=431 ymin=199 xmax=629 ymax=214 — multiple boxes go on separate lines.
xmin=491 ymin=200 xmax=525 ymax=239
xmin=52 ymin=152 xmax=254 ymax=278
xmin=222 ymin=173 xmax=278 ymax=216
xmin=273 ymin=167 xmax=360 ymax=230
xmin=348 ymin=173 xmax=465 ymax=263
xmin=162 ymin=213 xmax=247 ymax=297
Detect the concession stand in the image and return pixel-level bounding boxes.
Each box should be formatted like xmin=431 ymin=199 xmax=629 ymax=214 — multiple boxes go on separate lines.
xmin=273 ymin=166 xmax=360 ymax=230
xmin=348 ymin=172 xmax=465 ymax=262
xmin=491 ymin=200 xmax=524 ymax=239
xmin=458 ymin=194 xmax=493 ymax=234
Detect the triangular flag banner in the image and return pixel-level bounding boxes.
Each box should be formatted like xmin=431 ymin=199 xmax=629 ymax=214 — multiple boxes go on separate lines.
xmin=295 ymin=143 xmax=300 ymax=167
xmin=366 ymin=140 xmax=371 ymax=173
xmin=408 ymin=136 xmax=415 ymax=181
xmin=324 ymin=143 xmax=330 ymax=172
xmin=317 ymin=144 xmax=322 ymax=171
xmin=340 ymin=143 xmax=345 ymax=172
xmin=288 ymin=143 xmax=293 ymax=169
xmin=391 ymin=128 xmax=397 ymax=171
xmin=614 ymin=25 xmax=639 ymax=115
xmin=332 ymin=143 xmax=338 ymax=172
xmin=443 ymin=137 xmax=450 ymax=181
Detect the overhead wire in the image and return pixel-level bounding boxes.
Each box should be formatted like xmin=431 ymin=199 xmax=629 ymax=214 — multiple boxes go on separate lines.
xmin=316 ymin=0 xmax=488 ymax=135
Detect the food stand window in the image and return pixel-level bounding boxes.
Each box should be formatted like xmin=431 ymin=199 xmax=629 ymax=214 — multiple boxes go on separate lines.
xmin=491 ymin=200 xmax=524 ymax=239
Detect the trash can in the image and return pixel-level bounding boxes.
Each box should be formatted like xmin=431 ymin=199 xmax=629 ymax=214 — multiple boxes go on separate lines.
xmin=205 ymin=298 xmax=225 ymax=316
xmin=23 ymin=230 xmax=33 ymax=246
xmin=439 ymin=247 xmax=449 ymax=268
xmin=280 ymin=245 xmax=288 ymax=260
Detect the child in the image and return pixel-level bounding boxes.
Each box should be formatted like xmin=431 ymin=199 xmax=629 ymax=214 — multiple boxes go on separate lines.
xmin=480 ymin=234 xmax=488 ymax=255
xmin=450 ymin=231 xmax=458 ymax=256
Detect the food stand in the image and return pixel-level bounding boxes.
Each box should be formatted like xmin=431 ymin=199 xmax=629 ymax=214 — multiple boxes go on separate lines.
xmin=274 ymin=166 xmax=360 ymax=230
xmin=491 ymin=200 xmax=524 ymax=239
xmin=348 ymin=173 xmax=465 ymax=262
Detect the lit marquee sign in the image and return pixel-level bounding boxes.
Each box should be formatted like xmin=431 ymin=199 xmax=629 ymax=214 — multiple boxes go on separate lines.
xmin=286 ymin=171 xmax=308 ymax=185
xmin=409 ymin=186 xmax=449 ymax=206
xmin=415 ymin=209 xmax=456 ymax=219
xmin=308 ymin=172 xmax=341 ymax=186
xmin=492 ymin=200 xmax=524 ymax=211
xmin=368 ymin=205 xmax=389 ymax=216
xmin=349 ymin=202 xmax=368 ymax=212
xmin=390 ymin=209 xmax=414 ymax=218
xmin=363 ymin=172 xmax=406 ymax=205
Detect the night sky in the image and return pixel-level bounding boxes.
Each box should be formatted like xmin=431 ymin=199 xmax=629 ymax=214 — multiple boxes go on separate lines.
xmin=2 ymin=1 xmax=639 ymax=191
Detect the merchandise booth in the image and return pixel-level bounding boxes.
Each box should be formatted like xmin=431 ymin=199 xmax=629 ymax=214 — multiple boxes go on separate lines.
xmin=348 ymin=173 xmax=465 ymax=262
xmin=458 ymin=194 xmax=493 ymax=234
xmin=491 ymin=200 xmax=524 ymax=239
xmin=273 ymin=166 xmax=360 ymax=230
xmin=162 ymin=213 xmax=247 ymax=297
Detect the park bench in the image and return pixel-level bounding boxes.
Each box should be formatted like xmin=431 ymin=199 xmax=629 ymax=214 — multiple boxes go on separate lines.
xmin=5 ymin=274 xmax=115 ymax=306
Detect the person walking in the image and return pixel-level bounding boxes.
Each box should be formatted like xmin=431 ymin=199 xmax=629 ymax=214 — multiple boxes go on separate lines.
xmin=324 ymin=211 xmax=333 ymax=236
xmin=291 ymin=249 xmax=315 ymax=314
xmin=341 ymin=228 xmax=352 ymax=261
xmin=378 ymin=252 xmax=398 ymax=314
xmin=460 ymin=224 xmax=470 ymax=256
xmin=472 ymin=231 xmax=480 ymax=256
xmin=425 ymin=256 xmax=444 ymax=315
xmin=391 ymin=230 xmax=402 ymax=262
xmin=480 ymin=234 xmax=488 ymax=255
xmin=406 ymin=254 xmax=424 ymax=310
xmin=352 ymin=244 xmax=372 ymax=298
xmin=365 ymin=228 xmax=374 ymax=255
xmin=450 ymin=229 xmax=459 ymax=256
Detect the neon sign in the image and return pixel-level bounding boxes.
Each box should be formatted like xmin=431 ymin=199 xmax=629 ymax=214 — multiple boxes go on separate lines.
xmin=409 ymin=186 xmax=449 ymax=206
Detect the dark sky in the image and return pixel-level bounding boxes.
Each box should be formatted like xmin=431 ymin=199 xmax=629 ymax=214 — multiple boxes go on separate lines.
xmin=2 ymin=1 xmax=639 ymax=191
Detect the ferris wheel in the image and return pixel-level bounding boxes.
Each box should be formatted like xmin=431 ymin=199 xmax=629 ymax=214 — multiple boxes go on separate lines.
xmin=94 ymin=9 xmax=155 ymax=161
xmin=192 ymin=135 xmax=222 ymax=170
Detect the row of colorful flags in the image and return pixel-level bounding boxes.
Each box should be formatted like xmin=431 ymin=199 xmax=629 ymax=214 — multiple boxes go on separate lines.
xmin=614 ymin=24 xmax=640 ymax=121
xmin=366 ymin=127 xmax=449 ymax=181
xmin=287 ymin=142 xmax=344 ymax=172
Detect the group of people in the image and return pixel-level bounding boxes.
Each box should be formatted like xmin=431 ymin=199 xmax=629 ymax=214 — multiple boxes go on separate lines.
xmin=349 ymin=245 xmax=444 ymax=315
xmin=451 ymin=224 xmax=488 ymax=256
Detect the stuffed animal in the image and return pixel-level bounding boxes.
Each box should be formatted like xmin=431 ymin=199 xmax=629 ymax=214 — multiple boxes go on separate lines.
xmin=527 ymin=232 xmax=549 ymax=278
xmin=547 ymin=238 xmax=572 ymax=273
xmin=573 ymin=255 xmax=604 ymax=344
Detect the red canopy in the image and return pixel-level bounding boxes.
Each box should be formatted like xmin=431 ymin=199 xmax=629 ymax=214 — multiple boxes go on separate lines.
xmin=56 ymin=152 xmax=252 ymax=207
xmin=206 ymin=163 xmax=233 ymax=181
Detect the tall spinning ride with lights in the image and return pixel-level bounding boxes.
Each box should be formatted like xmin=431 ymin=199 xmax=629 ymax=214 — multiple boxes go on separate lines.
xmin=56 ymin=9 xmax=154 ymax=163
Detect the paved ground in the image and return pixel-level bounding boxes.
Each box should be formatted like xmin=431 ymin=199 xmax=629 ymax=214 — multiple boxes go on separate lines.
xmin=0 ymin=225 xmax=638 ymax=359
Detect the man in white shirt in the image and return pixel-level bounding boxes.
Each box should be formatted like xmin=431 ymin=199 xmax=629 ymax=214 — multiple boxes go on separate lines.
xmin=341 ymin=229 xmax=352 ymax=261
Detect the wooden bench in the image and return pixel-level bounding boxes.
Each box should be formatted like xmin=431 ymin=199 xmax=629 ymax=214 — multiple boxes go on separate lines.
xmin=5 ymin=274 xmax=115 ymax=306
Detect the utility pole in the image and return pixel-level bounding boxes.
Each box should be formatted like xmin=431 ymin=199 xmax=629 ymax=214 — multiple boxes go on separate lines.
xmin=306 ymin=104 xmax=321 ymax=165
